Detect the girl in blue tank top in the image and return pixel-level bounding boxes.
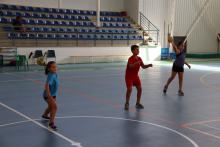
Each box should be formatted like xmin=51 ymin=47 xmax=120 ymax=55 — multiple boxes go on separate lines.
xmin=42 ymin=61 xmax=59 ymax=130
xmin=163 ymin=37 xmax=191 ymax=96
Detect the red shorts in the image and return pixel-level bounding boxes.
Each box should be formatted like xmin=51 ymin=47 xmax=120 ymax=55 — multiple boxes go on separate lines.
xmin=125 ymin=76 xmax=141 ymax=89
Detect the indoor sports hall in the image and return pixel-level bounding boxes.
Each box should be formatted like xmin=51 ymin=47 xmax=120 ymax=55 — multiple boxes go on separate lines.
xmin=0 ymin=0 xmax=220 ymax=147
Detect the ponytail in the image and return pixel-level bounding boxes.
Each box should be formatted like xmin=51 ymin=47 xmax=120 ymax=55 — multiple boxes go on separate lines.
xmin=45 ymin=61 xmax=56 ymax=75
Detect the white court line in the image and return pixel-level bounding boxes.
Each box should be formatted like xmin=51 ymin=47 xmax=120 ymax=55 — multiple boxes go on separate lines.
xmin=0 ymin=115 xmax=199 ymax=147
xmin=0 ymin=102 xmax=82 ymax=147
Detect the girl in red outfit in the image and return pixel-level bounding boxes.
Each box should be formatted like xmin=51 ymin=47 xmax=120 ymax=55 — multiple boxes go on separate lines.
xmin=124 ymin=45 xmax=153 ymax=110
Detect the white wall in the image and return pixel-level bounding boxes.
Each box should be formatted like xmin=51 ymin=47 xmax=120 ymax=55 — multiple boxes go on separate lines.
xmin=0 ymin=0 xmax=125 ymax=11
xmin=18 ymin=47 xmax=131 ymax=64
xmin=124 ymin=0 xmax=139 ymax=22
xmin=139 ymin=0 xmax=171 ymax=48
xmin=139 ymin=0 xmax=220 ymax=53
xmin=173 ymin=0 xmax=220 ymax=53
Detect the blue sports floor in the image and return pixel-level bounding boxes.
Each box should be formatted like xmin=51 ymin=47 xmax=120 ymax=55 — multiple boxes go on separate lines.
xmin=1 ymin=62 xmax=220 ymax=147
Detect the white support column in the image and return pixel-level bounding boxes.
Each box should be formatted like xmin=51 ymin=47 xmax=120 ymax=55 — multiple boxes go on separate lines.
xmin=58 ymin=0 xmax=61 ymax=9
xmin=96 ymin=0 xmax=101 ymax=27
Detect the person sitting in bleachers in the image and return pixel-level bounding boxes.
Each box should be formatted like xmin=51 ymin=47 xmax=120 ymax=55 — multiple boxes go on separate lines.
xmin=12 ymin=16 xmax=26 ymax=32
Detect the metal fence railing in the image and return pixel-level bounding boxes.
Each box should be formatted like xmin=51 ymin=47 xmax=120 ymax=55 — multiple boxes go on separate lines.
xmin=139 ymin=12 xmax=159 ymax=45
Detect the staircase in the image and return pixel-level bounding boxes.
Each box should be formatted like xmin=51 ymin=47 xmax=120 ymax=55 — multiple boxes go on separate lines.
xmin=139 ymin=12 xmax=160 ymax=46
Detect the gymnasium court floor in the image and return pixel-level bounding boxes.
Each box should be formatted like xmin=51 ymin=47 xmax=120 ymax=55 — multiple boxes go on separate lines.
xmin=1 ymin=61 xmax=220 ymax=147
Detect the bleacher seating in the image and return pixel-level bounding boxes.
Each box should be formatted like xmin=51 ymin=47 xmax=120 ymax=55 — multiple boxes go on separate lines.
xmin=0 ymin=4 xmax=143 ymax=41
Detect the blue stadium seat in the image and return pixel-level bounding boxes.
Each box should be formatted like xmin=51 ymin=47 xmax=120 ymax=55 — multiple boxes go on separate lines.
xmin=110 ymin=23 xmax=116 ymax=27
xmin=64 ymin=15 xmax=71 ymax=19
xmin=100 ymin=17 xmax=104 ymax=21
xmin=15 ymin=12 xmax=21 ymax=16
xmin=113 ymin=35 xmax=120 ymax=40
xmin=57 ymin=14 xmax=62 ymax=19
xmin=86 ymin=34 xmax=93 ymax=40
xmin=107 ymin=35 xmax=112 ymax=39
xmin=0 ymin=4 xmax=7 ymax=9
xmin=23 ymin=12 xmax=31 ymax=17
xmin=33 ymin=7 xmax=42 ymax=12
xmin=36 ymin=34 xmax=44 ymax=39
xmin=5 ymin=11 xmax=13 ymax=16
xmin=26 ymin=6 xmax=34 ymax=11
xmin=122 ymin=23 xmax=129 ymax=28
xmin=116 ymin=23 xmax=123 ymax=27
xmin=45 ymin=20 xmax=52 ymax=25
xmin=41 ymin=14 xmax=47 ymax=18
xmin=38 ymin=27 xmax=43 ymax=32
xmin=38 ymin=20 xmax=46 ymax=25
xmin=89 ymin=22 xmax=95 ymax=27
xmin=78 ymin=16 xmax=82 ymax=20
xmin=76 ymin=22 xmax=82 ymax=26
xmin=59 ymin=28 xmax=65 ymax=32
xmin=46 ymin=34 xmax=55 ymax=39
xmin=80 ymin=29 xmax=86 ymax=33
xmin=22 ymin=33 xmax=29 ymax=39
xmin=28 ymin=33 xmax=36 ymax=39
xmin=137 ymin=36 xmax=143 ymax=40
xmin=67 ymin=10 xmax=72 ymax=14
xmin=71 ymin=34 xmax=77 ymax=39
xmin=80 ymin=16 xmax=86 ymax=20
xmin=51 ymin=28 xmax=57 ymax=32
xmin=53 ymin=21 xmax=59 ymax=26
xmin=47 ymin=28 xmax=52 ymax=32
xmin=69 ymin=21 xmax=76 ymax=26
xmin=78 ymin=34 xmax=84 ymax=40
xmin=75 ymin=10 xmax=81 ymax=14
xmin=8 ymin=33 xmax=16 ymax=39
xmin=0 ymin=18 xmax=8 ymax=23
xmin=32 ymin=27 xmax=39 ymax=32
xmin=8 ymin=5 xmax=17 ymax=10
xmin=95 ymin=29 xmax=102 ymax=33
xmin=82 ymin=22 xmax=89 ymax=27
xmin=60 ymin=9 xmax=66 ymax=14
xmin=42 ymin=28 xmax=49 ymax=32
xmin=3 ymin=26 xmax=12 ymax=31
xmin=66 ymin=28 xmax=72 ymax=32
xmin=55 ymin=34 xmax=61 ymax=39
xmin=103 ymin=23 xmax=109 ymax=27
xmin=32 ymin=13 xmax=40 ymax=18
xmin=66 ymin=34 xmax=72 ymax=39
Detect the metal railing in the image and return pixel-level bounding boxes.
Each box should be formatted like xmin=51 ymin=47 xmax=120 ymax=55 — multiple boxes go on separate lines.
xmin=139 ymin=12 xmax=159 ymax=45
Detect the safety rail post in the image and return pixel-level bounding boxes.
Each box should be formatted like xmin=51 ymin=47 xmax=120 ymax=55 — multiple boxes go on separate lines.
xmin=76 ymin=32 xmax=79 ymax=47
xmin=111 ymin=33 xmax=113 ymax=46
xmin=127 ymin=32 xmax=129 ymax=46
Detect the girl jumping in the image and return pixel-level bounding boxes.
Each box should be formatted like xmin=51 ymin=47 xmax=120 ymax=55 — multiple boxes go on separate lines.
xmin=163 ymin=37 xmax=191 ymax=96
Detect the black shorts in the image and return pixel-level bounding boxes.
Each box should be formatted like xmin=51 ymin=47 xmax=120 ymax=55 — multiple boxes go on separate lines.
xmin=44 ymin=96 xmax=56 ymax=101
xmin=172 ymin=64 xmax=184 ymax=73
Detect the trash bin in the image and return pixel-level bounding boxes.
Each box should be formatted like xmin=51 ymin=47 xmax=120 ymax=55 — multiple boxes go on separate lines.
xmin=161 ymin=48 xmax=169 ymax=60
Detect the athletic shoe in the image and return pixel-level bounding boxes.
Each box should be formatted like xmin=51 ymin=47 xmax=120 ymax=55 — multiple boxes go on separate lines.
xmin=163 ymin=85 xmax=168 ymax=94
xmin=136 ymin=103 xmax=144 ymax=109
xmin=42 ymin=115 xmax=50 ymax=120
xmin=49 ymin=122 xmax=57 ymax=131
xmin=124 ymin=103 xmax=129 ymax=111
xmin=178 ymin=91 xmax=184 ymax=96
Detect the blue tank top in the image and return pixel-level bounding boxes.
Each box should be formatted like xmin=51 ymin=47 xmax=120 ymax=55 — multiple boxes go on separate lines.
xmin=174 ymin=51 xmax=185 ymax=67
